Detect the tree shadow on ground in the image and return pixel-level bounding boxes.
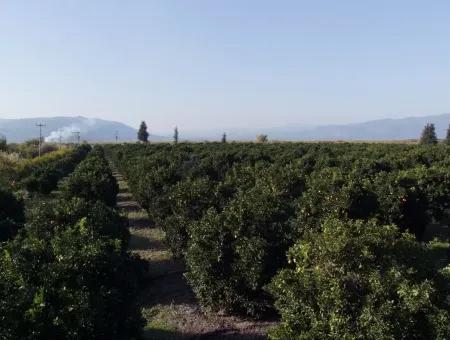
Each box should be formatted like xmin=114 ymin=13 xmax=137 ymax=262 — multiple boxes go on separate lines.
xmin=129 ymin=234 xmax=152 ymax=250
xmin=128 ymin=215 xmax=153 ymax=229
xmin=111 ymin=171 xmax=273 ymax=339
xmin=144 ymin=327 xmax=269 ymax=339
xmin=117 ymin=200 xmax=141 ymax=212
xmin=143 ymin=270 xmax=195 ymax=306
xmin=423 ymin=222 xmax=449 ymax=242
xmin=129 ymin=234 xmax=168 ymax=251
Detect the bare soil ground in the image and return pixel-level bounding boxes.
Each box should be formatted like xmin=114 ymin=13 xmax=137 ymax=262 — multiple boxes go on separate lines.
xmin=112 ymin=170 xmax=275 ymax=339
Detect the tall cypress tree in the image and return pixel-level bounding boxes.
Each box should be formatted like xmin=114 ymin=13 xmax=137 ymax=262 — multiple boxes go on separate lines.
xmin=419 ymin=123 xmax=438 ymax=145
xmin=173 ymin=126 xmax=179 ymax=144
xmin=221 ymin=133 xmax=227 ymax=143
xmin=445 ymin=124 xmax=450 ymax=145
xmin=0 ymin=136 xmax=7 ymax=151
xmin=137 ymin=121 xmax=149 ymax=143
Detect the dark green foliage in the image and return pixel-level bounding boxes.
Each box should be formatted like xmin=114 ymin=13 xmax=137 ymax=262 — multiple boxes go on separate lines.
xmin=296 ymin=168 xmax=382 ymax=233
xmin=26 ymin=197 xmax=130 ymax=249
xmin=164 ymin=176 xmax=217 ymax=257
xmin=296 ymin=164 xmax=450 ymax=241
xmin=63 ymin=147 xmax=118 ymax=206
xmin=186 ymin=180 xmax=298 ymax=316
xmin=445 ymin=124 xmax=450 ymax=145
xmin=133 ymin=163 xmax=181 ymax=223
xmin=0 ymin=220 xmax=144 ymax=340
xmin=21 ymin=165 xmax=59 ymax=194
xmin=420 ymin=123 xmax=438 ymax=144
xmin=419 ymin=165 xmax=450 ymax=221
xmin=174 ymin=126 xmax=179 ymax=144
xmin=269 ymin=218 xmax=450 ymax=339
xmin=20 ymin=144 xmax=90 ymax=194
xmin=0 ymin=145 xmax=144 ymax=339
xmin=106 ymin=142 xmax=450 ymax=322
xmin=137 ymin=121 xmax=149 ymax=143
xmin=0 ymin=188 xmax=24 ymax=241
xmin=256 ymin=134 xmax=268 ymax=143
xmin=0 ymin=136 xmax=7 ymax=151
xmin=373 ymin=169 xmax=429 ymax=240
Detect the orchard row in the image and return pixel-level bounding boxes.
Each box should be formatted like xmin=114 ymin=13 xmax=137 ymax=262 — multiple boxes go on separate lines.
xmin=108 ymin=142 xmax=450 ymax=339
xmin=0 ymin=146 xmax=144 ymax=339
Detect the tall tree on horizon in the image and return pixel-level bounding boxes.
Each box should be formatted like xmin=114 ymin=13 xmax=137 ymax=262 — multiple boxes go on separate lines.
xmin=0 ymin=136 xmax=7 ymax=151
xmin=256 ymin=134 xmax=268 ymax=143
xmin=445 ymin=124 xmax=450 ymax=145
xmin=221 ymin=132 xmax=227 ymax=143
xmin=173 ymin=126 xmax=179 ymax=144
xmin=137 ymin=121 xmax=149 ymax=143
xmin=419 ymin=123 xmax=438 ymax=145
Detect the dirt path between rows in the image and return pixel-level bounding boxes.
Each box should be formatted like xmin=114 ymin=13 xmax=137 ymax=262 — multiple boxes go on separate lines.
xmin=110 ymin=166 xmax=275 ymax=339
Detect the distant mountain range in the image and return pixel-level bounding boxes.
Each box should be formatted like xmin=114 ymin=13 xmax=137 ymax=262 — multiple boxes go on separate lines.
xmin=184 ymin=113 xmax=450 ymax=141
xmin=0 ymin=113 xmax=449 ymax=142
xmin=0 ymin=116 xmax=167 ymax=143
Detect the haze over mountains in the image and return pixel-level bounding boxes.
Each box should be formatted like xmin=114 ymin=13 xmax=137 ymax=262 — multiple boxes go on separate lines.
xmin=203 ymin=113 xmax=450 ymax=141
xmin=0 ymin=113 xmax=449 ymax=142
xmin=0 ymin=116 xmax=167 ymax=143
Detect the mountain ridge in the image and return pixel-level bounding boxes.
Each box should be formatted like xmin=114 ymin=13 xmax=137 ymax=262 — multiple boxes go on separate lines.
xmin=182 ymin=113 xmax=450 ymax=141
xmin=0 ymin=113 xmax=449 ymax=142
xmin=0 ymin=116 xmax=167 ymax=143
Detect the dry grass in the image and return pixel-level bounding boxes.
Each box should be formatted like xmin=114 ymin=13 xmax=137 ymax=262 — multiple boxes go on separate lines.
xmin=128 ymin=210 xmax=148 ymax=220
xmin=142 ymin=305 xmax=182 ymax=339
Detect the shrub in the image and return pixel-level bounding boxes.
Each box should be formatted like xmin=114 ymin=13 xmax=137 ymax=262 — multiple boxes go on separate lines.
xmin=62 ymin=148 xmax=118 ymax=207
xmin=0 ymin=145 xmax=144 ymax=338
xmin=256 ymin=134 xmax=268 ymax=143
xmin=163 ymin=176 xmax=217 ymax=257
xmin=0 ymin=219 xmax=144 ymax=339
xmin=269 ymin=218 xmax=450 ymax=339
xmin=186 ymin=181 xmax=297 ymax=317
xmin=373 ymin=167 xmax=440 ymax=240
xmin=297 ymin=165 xmax=450 ymax=241
xmin=107 ymin=141 xmax=450 ymax=323
xmin=19 ymin=145 xmax=90 ymax=194
xmin=133 ymin=164 xmax=180 ymax=223
xmin=296 ymin=168 xmax=379 ymax=234
xmin=420 ymin=123 xmax=438 ymax=145
xmin=0 ymin=187 xmax=24 ymax=241
xmin=21 ymin=165 xmax=59 ymax=194
xmin=445 ymin=124 xmax=450 ymax=145
xmin=0 ymin=137 xmax=7 ymax=151
xmin=26 ymin=197 xmax=130 ymax=250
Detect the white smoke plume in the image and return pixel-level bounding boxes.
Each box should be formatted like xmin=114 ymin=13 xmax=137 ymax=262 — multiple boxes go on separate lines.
xmin=45 ymin=124 xmax=80 ymax=142
xmin=44 ymin=118 xmax=97 ymax=142
xmin=82 ymin=117 xmax=97 ymax=127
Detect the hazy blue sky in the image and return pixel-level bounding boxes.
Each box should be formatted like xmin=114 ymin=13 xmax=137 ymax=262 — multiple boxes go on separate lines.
xmin=1 ymin=1 xmax=449 ymax=132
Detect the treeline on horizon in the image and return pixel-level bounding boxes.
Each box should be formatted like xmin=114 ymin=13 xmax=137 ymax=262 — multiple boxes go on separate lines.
xmin=135 ymin=120 xmax=450 ymax=144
